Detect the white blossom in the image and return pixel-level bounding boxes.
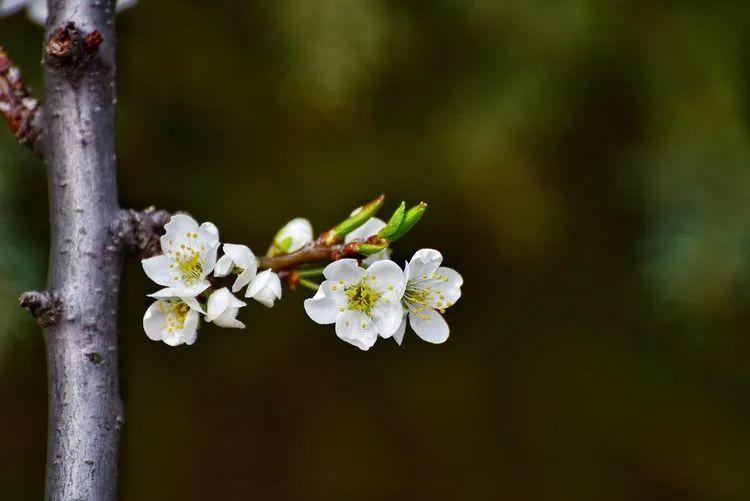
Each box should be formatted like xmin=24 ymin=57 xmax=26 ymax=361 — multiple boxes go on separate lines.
xmin=394 ymin=249 xmax=463 ymax=345
xmin=344 ymin=216 xmax=391 ymax=265
xmin=141 ymin=214 xmax=220 ymax=300
xmin=246 ymin=269 xmax=282 ymax=307
xmin=214 ymin=243 xmax=257 ymax=293
xmin=143 ymin=296 xmax=203 ymax=346
xmin=205 ymin=287 xmax=246 ymax=329
xmin=272 ymin=218 xmax=313 ymax=254
xmin=0 ymin=0 xmax=137 ymax=25
xmin=303 ymin=259 xmax=405 ymax=350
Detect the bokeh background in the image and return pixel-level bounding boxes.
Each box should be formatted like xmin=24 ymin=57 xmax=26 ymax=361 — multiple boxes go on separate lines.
xmin=3 ymin=1 xmax=750 ymax=499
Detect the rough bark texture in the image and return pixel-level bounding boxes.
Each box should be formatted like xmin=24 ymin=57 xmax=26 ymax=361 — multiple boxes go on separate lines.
xmin=42 ymin=1 xmax=122 ymax=499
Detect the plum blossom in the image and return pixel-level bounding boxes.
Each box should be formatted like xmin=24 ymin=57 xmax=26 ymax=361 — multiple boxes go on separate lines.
xmin=304 ymin=259 xmax=405 ymax=350
xmin=0 ymin=0 xmax=137 ymax=25
xmin=142 ymin=214 xmax=220 ymax=299
xmin=206 ymin=287 xmax=246 ymax=329
xmin=246 ymin=269 xmax=282 ymax=307
xmin=393 ymin=249 xmax=463 ymax=345
xmin=272 ymin=218 xmax=313 ymax=254
xmin=143 ymin=296 xmax=204 ymax=346
xmin=214 ymin=244 xmax=257 ymax=293
xmin=344 ymin=217 xmax=391 ymax=266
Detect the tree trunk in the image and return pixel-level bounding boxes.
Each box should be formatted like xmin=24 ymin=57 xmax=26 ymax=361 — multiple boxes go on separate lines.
xmin=41 ymin=1 xmax=122 ymax=498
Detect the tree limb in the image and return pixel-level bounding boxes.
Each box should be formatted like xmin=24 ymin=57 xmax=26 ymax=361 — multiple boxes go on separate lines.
xmin=39 ymin=2 xmax=122 ymax=499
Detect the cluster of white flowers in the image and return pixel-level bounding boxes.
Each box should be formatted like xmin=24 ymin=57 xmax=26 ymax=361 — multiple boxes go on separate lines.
xmin=141 ymin=208 xmax=462 ymax=351
xmin=304 ymin=243 xmax=463 ymax=351
xmin=141 ymin=215 xmax=281 ymax=346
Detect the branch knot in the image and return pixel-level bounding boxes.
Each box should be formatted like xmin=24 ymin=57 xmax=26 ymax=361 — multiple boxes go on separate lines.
xmin=113 ymin=207 xmax=173 ymax=258
xmin=19 ymin=291 xmax=61 ymax=327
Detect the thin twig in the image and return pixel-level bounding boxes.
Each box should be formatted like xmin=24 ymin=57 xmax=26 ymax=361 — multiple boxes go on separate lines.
xmin=0 ymin=45 xmax=44 ymax=157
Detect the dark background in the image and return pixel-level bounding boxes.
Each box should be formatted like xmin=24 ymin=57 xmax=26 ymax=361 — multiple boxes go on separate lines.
xmin=3 ymin=1 xmax=750 ymax=499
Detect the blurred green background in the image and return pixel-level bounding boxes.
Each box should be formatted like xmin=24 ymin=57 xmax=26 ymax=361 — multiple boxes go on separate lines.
xmin=3 ymin=1 xmax=750 ymax=499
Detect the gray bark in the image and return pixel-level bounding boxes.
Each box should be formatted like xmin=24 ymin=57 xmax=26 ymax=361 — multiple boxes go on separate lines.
xmin=41 ymin=1 xmax=122 ymax=499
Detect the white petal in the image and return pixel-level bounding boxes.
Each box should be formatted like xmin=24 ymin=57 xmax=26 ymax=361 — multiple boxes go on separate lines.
xmin=323 ymin=259 xmax=364 ymax=285
xmin=148 ymin=282 xmax=210 ymax=299
xmin=275 ymin=218 xmax=313 ymax=253
xmin=141 ymin=255 xmax=174 ymax=287
xmin=303 ymin=294 xmax=339 ymax=324
xmin=361 ymin=248 xmax=392 ymax=267
xmin=409 ymin=309 xmax=449 ymax=344
xmin=365 ymin=260 xmax=405 ymax=299
xmin=223 ymin=243 xmax=255 ymax=270
xmin=213 ymin=309 xmax=245 ymax=329
xmin=198 ymin=222 xmax=220 ymax=276
xmin=407 ymin=249 xmax=443 ymax=281
xmin=181 ymin=295 xmax=206 ymax=315
xmin=206 ymin=287 xmax=232 ymax=323
xmin=393 ymin=315 xmax=407 ymax=345
xmin=181 ymin=310 xmax=201 ymax=345
xmin=214 ymin=255 xmax=233 ymax=277
xmin=430 ymin=266 xmax=463 ymax=307
xmin=246 ymin=270 xmax=282 ymax=307
xmin=371 ymin=300 xmax=403 ymax=338
xmin=344 ymin=217 xmax=386 ymax=243
xmin=335 ymin=310 xmax=378 ymax=351
xmin=143 ymin=301 xmax=166 ymax=341
xmin=160 ymin=214 xmax=199 ymax=253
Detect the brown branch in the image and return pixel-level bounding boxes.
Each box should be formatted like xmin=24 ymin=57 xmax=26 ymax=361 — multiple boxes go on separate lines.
xmin=113 ymin=207 xmax=173 ymax=258
xmin=258 ymin=241 xmax=363 ymax=271
xmin=0 ymin=45 xmax=44 ymax=157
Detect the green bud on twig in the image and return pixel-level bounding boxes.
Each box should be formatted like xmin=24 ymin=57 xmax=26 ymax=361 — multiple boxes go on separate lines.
xmin=322 ymin=194 xmax=385 ymax=245
xmin=378 ymin=202 xmax=406 ymax=239
xmin=388 ymin=202 xmax=427 ymax=241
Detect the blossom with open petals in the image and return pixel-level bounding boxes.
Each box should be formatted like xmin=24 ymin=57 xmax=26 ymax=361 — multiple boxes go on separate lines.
xmin=272 ymin=218 xmax=313 ymax=254
xmin=214 ymin=243 xmax=258 ymax=293
xmin=206 ymin=287 xmax=246 ymax=329
xmin=142 ymin=214 xmax=220 ymax=299
xmin=143 ymin=296 xmax=204 ymax=346
xmin=0 ymin=0 xmax=137 ymax=24
xmin=344 ymin=217 xmax=391 ymax=265
xmin=246 ymin=269 xmax=282 ymax=307
xmin=304 ymin=259 xmax=405 ymax=350
xmin=393 ymin=249 xmax=463 ymax=345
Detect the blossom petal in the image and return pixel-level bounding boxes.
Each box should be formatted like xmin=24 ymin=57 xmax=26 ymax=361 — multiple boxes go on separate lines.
xmin=429 ymin=266 xmax=463 ymax=307
xmin=246 ymin=270 xmax=282 ymax=307
xmin=275 ymin=218 xmax=313 ymax=253
xmin=345 ymin=217 xmax=385 ymax=243
xmin=323 ymin=259 xmax=364 ymax=285
xmin=141 ymin=255 xmax=174 ymax=287
xmin=206 ymin=288 xmax=231 ymax=323
xmin=407 ymin=249 xmax=443 ymax=281
xmin=393 ymin=315 xmax=407 ymax=345
xmin=409 ymin=309 xmax=449 ymax=344
xmin=160 ymin=214 xmax=199 ymax=254
xmin=304 ymin=293 xmax=339 ymax=324
xmin=365 ymin=260 xmax=405 ymax=300
xmin=335 ymin=310 xmax=378 ymax=351
xmin=181 ymin=310 xmax=201 ymax=345
xmin=214 ymin=255 xmax=233 ymax=277
xmin=371 ymin=300 xmax=403 ymax=338
xmin=148 ymin=282 xmax=210 ymax=299
xmin=143 ymin=301 xmax=166 ymax=341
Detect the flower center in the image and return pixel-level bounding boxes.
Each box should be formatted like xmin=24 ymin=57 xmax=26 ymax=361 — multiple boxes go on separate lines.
xmin=175 ymin=249 xmax=203 ymax=284
xmin=344 ymin=280 xmax=381 ymax=316
xmin=402 ymin=271 xmax=452 ymax=318
xmin=158 ymin=300 xmax=190 ymax=333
